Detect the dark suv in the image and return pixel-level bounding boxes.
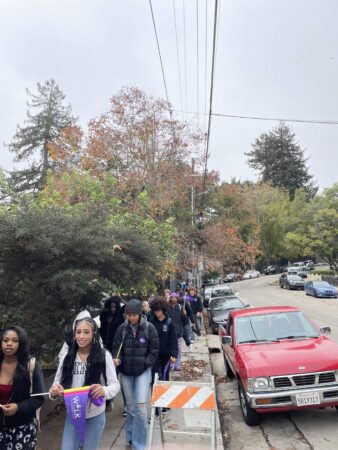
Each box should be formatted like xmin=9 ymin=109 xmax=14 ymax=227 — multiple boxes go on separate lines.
xmin=264 ymin=265 xmax=283 ymax=275
xmin=279 ymin=274 xmax=305 ymax=290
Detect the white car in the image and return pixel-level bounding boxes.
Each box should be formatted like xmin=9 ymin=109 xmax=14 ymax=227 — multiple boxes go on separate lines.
xmin=243 ymin=270 xmax=260 ymax=279
xmin=288 ymin=262 xmax=306 ymax=274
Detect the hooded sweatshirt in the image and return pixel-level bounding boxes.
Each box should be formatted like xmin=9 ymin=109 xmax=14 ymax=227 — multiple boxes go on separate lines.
xmin=99 ymin=298 xmax=124 ymax=353
xmin=58 ymin=310 xmax=102 ymax=361
xmin=148 ymin=314 xmax=178 ymax=358
xmin=53 ymin=350 xmax=120 ymax=419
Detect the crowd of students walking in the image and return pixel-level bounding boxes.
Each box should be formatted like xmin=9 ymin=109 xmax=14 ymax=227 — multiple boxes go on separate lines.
xmin=0 ymin=286 xmax=203 ymax=450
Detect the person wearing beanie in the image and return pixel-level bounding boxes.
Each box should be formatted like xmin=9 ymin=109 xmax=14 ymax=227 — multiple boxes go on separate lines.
xmin=112 ymin=299 xmax=159 ymax=450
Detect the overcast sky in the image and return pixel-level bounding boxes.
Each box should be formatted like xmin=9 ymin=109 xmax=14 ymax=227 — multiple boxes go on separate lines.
xmin=1 ymin=0 xmax=337 ymax=189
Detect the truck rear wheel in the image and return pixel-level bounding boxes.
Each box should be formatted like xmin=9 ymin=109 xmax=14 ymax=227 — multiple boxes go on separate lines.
xmin=238 ymin=381 xmax=260 ymax=426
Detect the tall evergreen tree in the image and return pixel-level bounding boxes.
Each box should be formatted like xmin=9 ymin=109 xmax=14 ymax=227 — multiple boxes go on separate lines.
xmin=245 ymin=123 xmax=317 ymax=199
xmin=8 ymin=79 xmax=76 ymax=192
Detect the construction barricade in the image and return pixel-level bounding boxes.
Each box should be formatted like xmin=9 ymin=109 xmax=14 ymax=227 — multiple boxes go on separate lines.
xmin=148 ymin=374 xmax=217 ymax=449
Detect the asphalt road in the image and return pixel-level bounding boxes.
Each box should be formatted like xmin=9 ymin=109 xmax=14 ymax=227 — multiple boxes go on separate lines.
xmin=215 ymin=275 xmax=338 ymax=450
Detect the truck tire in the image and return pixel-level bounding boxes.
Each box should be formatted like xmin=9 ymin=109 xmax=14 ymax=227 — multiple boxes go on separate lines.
xmin=238 ymin=381 xmax=260 ymax=426
xmin=224 ymin=356 xmax=235 ymax=379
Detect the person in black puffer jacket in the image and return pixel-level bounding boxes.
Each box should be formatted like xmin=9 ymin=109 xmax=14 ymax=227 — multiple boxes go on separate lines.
xmin=112 ymin=299 xmax=159 ymax=450
xmin=0 ymin=326 xmax=45 ymax=450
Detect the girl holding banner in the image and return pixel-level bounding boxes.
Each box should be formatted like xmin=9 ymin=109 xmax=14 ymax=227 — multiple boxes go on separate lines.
xmin=0 ymin=326 xmax=45 ymax=450
xmin=49 ymin=317 xmax=120 ymax=450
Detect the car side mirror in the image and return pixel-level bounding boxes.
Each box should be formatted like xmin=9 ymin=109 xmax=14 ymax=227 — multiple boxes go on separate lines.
xmin=222 ymin=335 xmax=232 ymax=345
xmin=319 ymin=326 xmax=331 ymax=335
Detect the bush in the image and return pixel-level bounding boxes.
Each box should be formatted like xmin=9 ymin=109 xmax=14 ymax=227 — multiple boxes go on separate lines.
xmin=312 ymin=270 xmax=337 ymax=276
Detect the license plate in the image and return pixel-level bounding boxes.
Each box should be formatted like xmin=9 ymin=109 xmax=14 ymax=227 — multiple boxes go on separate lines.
xmin=295 ymin=391 xmax=321 ymax=407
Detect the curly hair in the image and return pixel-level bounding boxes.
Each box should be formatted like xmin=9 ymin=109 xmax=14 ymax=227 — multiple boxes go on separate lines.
xmin=150 ymin=297 xmax=168 ymax=314
xmin=61 ymin=318 xmax=106 ymax=389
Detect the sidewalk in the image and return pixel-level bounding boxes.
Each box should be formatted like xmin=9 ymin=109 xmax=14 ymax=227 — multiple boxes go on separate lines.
xmin=38 ymin=329 xmax=223 ymax=449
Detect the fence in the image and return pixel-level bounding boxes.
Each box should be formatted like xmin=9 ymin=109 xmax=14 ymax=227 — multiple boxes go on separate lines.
xmin=323 ymin=275 xmax=338 ymax=287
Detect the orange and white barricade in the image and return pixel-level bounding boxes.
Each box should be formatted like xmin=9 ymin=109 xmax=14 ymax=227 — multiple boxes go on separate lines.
xmin=148 ymin=375 xmax=217 ymax=449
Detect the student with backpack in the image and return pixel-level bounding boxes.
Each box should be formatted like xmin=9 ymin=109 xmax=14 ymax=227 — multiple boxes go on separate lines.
xmin=186 ymin=286 xmax=203 ymax=338
xmin=167 ymin=293 xmax=186 ymax=371
xmin=178 ymin=292 xmax=196 ymax=346
xmin=0 ymin=326 xmax=45 ymax=450
xmin=148 ymin=297 xmax=178 ymax=382
xmin=49 ymin=317 xmax=120 ymax=450
xmin=112 ymin=299 xmax=159 ymax=450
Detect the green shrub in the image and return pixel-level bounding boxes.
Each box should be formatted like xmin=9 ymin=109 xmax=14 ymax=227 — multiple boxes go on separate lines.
xmin=312 ymin=269 xmax=336 ymax=276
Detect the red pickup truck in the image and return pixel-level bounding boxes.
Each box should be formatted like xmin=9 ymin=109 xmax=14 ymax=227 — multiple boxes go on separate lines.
xmin=219 ymin=306 xmax=338 ymax=425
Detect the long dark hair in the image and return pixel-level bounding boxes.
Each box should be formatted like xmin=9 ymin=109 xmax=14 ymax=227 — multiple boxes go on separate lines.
xmin=61 ymin=318 xmax=106 ymax=389
xmin=100 ymin=296 xmax=122 ymax=322
xmin=0 ymin=326 xmax=30 ymax=383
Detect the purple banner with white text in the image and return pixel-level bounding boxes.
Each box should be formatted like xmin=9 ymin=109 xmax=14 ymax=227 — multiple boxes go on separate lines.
xmin=64 ymin=386 xmax=90 ymax=445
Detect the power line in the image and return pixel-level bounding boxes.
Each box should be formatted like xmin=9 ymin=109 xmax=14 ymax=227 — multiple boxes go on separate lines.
xmin=148 ymin=0 xmax=171 ymax=107
xmin=199 ymin=0 xmax=219 ymax=218
xmin=182 ymin=0 xmax=188 ymax=121
xmin=173 ymin=109 xmax=338 ymax=125
xmin=204 ymin=0 xmax=208 ymax=130
xmin=196 ymin=0 xmax=200 ymax=125
xmin=172 ymin=0 xmax=184 ymax=120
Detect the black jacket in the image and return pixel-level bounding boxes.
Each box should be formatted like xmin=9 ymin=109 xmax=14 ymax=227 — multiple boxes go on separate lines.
xmin=167 ymin=304 xmax=184 ymax=338
xmin=99 ymin=305 xmax=124 ymax=353
xmin=113 ymin=317 xmax=159 ymax=376
xmin=186 ymin=294 xmax=203 ymax=315
xmin=148 ymin=315 xmax=178 ymax=358
xmin=0 ymin=359 xmax=45 ymax=428
xmin=179 ymin=300 xmax=195 ymax=326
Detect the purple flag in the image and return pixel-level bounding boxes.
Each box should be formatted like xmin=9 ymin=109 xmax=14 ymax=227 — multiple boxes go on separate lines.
xmin=64 ymin=386 xmax=90 ymax=445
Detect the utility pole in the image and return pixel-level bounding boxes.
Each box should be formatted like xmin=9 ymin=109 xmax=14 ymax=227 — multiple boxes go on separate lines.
xmin=191 ymin=158 xmax=196 ymax=286
xmin=191 ymin=158 xmax=195 ymax=227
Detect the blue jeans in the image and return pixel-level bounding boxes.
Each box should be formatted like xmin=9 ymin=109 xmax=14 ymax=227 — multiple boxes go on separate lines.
xmin=61 ymin=411 xmax=105 ymax=450
xmin=121 ymin=368 xmax=152 ymax=450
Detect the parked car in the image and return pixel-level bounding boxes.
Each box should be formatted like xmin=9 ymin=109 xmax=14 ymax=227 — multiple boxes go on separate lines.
xmin=279 ymin=274 xmax=304 ymax=290
xmin=264 ymin=265 xmax=283 ymax=275
xmin=224 ymin=273 xmax=241 ymax=283
xmin=297 ymin=267 xmax=312 ymax=279
xmin=243 ymin=270 xmax=260 ymax=280
xmin=203 ymin=283 xmax=238 ymax=307
xmin=208 ymin=296 xmax=248 ymax=334
xmin=304 ymin=281 xmax=337 ymax=298
xmin=288 ymin=262 xmax=306 ymax=274
xmin=219 ymin=305 xmax=338 ymax=425
xmin=304 ymin=260 xmax=314 ymax=268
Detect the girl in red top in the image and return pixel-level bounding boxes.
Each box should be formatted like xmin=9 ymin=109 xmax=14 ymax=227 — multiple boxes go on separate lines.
xmin=0 ymin=326 xmax=45 ymax=449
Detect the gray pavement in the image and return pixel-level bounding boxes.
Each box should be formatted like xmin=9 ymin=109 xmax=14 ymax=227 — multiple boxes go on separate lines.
xmin=37 ymin=329 xmax=223 ymax=450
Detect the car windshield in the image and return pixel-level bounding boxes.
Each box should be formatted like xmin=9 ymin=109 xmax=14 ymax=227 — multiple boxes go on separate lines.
xmin=210 ymin=298 xmax=243 ymax=311
xmin=236 ymin=311 xmax=319 ymax=344
xmin=313 ymin=281 xmax=330 ymax=287
xmin=211 ymin=288 xmax=235 ymax=298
